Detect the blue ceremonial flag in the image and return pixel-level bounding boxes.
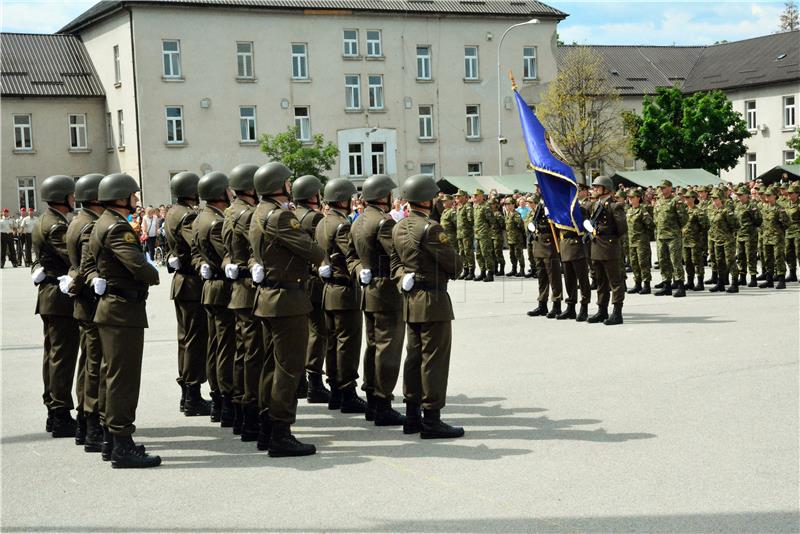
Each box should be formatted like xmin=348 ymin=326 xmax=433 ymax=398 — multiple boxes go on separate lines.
xmin=513 ymin=89 xmax=584 ymax=233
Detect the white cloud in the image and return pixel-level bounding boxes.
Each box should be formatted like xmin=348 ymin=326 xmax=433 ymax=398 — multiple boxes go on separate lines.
xmin=0 ymin=0 xmax=96 ymax=33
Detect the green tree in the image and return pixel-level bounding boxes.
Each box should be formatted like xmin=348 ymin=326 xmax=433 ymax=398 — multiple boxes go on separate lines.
xmin=628 ymin=86 xmax=750 ymax=175
xmin=780 ymin=0 xmax=799 ymax=31
xmin=259 ymin=126 xmax=339 ymax=181
xmin=788 ymin=132 xmax=800 ymax=164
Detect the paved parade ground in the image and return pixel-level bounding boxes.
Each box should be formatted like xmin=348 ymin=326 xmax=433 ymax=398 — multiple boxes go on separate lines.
xmin=1 ymin=263 xmax=798 ymax=532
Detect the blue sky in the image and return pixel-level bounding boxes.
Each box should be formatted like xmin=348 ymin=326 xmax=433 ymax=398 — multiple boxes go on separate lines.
xmin=0 ymin=0 xmax=790 ymax=45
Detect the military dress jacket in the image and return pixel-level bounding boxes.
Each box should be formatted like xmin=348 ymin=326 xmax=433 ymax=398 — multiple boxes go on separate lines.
xmin=558 ymin=205 xmax=589 ymax=262
xmin=66 ymin=208 xmax=100 ymax=322
xmin=164 ymin=202 xmax=203 ymax=302
xmin=392 ymin=210 xmax=462 ymax=323
xmin=532 ymin=203 xmax=558 ymax=260
xmin=32 ymin=207 xmax=73 ymax=317
xmin=351 ymin=205 xmax=402 ymax=313
xmin=194 ymin=205 xmax=232 ymax=308
xmin=89 ymin=209 xmax=159 ymax=328
xmin=221 ymin=198 xmax=257 ymax=311
xmin=589 ymin=197 xmax=628 ymax=261
xmin=248 ymin=198 xmax=325 ymax=318
xmin=473 ymin=202 xmax=492 ymax=237
xmin=294 ymin=203 xmax=325 ymax=306
xmin=315 ymin=208 xmax=362 ymax=312
xmin=440 ymin=207 xmax=458 ymax=245
xmin=504 ymin=210 xmax=525 ymax=245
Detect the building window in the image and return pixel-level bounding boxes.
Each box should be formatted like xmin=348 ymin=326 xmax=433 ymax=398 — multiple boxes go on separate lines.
xmin=68 ymin=114 xmax=88 ymax=149
xmin=419 ymin=105 xmax=433 ymax=139
xmin=523 ymin=46 xmax=537 ymax=80
xmin=237 ymin=41 xmax=254 ymax=78
xmin=343 ymin=30 xmax=359 ymax=57
xmin=416 ymin=46 xmax=431 ymax=80
xmin=13 ymin=114 xmax=32 ymax=150
xmin=366 ymin=30 xmax=382 ymax=57
xmin=117 ymin=110 xmax=125 ymax=147
xmin=105 ymin=112 xmax=114 ymax=149
xmin=784 ymin=150 xmax=797 ymax=164
xmin=420 ymin=163 xmax=435 ymax=178
xmin=348 ymin=143 xmax=363 ymax=177
xmin=467 ymin=162 xmax=482 ymax=176
xmin=464 ymin=46 xmax=478 ymax=80
xmin=239 ymin=106 xmax=257 ymax=142
xmin=746 ymin=153 xmax=757 ymax=181
xmin=292 ymin=43 xmax=308 ymax=79
xmin=784 ymin=96 xmax=796 ymax=129
xmin=368 ymin=75 xmax=384 ymax=109
xmin=345 ymin=74 xmax=361 ymax=109
xmin=466 ymin=105 xmax=480 ymax=138
xmin=113 ymin=45 xmax=121 ymax=84
xmin=162 ymin=40 xmax=181 ymax=78
xmin=166 ymin=106 xmax=184 ymax=144
xmin=371 ymin=142 xmax=385 ymax=174
xmin=17 ymin=177 xmax=36 ymax=211
xmin=745 ymin=100 xmax=757 ymax=130
xmin=294 ymin=106 xmax=310 ymax=141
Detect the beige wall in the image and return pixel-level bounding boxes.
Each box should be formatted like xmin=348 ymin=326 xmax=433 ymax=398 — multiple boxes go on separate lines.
xmin=1 ymin=97 xmax=106 ymax=212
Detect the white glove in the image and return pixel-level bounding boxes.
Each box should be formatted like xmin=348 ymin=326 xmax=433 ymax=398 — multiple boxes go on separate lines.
xmin=318 ymin=264 xmax=332 ymax=279
xmin=583 ymin=220 xmax=595 ymax=233
xmin=359 ymin=269 xmax=372 ymax=285
xmin=167 ymin=256 xmax=181 ymax=270
xmin=402 ymin=272 xmax=415 ymax=291
xmin=91 ymin=277 xmax=107 ymax=296
xmin=31 ymin=267 xmax=45 ymax=285
xmin=527 ymin=222 xmax=536 ymax=233
xmin=200 ymin=263 xmax=212 ymax=280
xmin=544 ymin=206 xmax=550 ymax=216
xmin=251 ymin=263 xmax=265 ymax=284
xmin=145 ymin=252 xmax=158 ymax=269
xmin=58 ymin=274 xmax=73 ymax=294
xmin=224 ymin=263 xmax=239 ymax=280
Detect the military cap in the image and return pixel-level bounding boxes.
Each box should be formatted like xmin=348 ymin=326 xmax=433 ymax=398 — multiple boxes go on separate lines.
xmin=628 ymin=188 xmax=643 ymax=198
xmin=98 ymin=173 xmax=139 ymax=202
xmin=683 ymin=189 xmax=698 ymax=199
xmin=455 ymin=189 xmax=468 ymax=197
xmin=228 ymin=163 xmax=258 ymax=191
xmin=757 ymin=185 xmax=767 ymax=194
xmin=292 ymin=175 xmax=322 ymax=201
xmin=474 ymin=188 xmax=485 ymax=196
xmin=787 ymin=183 xmax=800 ymax=193
xmin=659 ymin=179 xmax=673 ymax=188
xmin=503 ymin=197 xmax=514 ymax=204
xmin=712 ymin=188 xmax=728 ymax=200
xmin=614 ymin=189 xmax=627 ymax=199
xmin=443 ymin=194 xmax=453 ymax=201
xmin=736 ymin=185 xmax=751 ymax=195
xmin=400 ymin=174 xmax=439 ymax=202
xmin=74 ymin=173 xmax=104 ymax=202
xmin=40 ymin=175 xmax=76 ymax=203
xmin=171 ymin=172 xmax=200 ymax=199
xmin=764 ymin=186 xmax=778 ymax=196
xmin=198 ymin=171 xmax=229 ymax=201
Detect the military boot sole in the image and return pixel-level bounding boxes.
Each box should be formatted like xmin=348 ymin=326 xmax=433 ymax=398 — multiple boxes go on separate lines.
xmin=51 ymin=428 xmax=77 ymax=439
xmin=307 ymin=390 xmax=331 ymax=404
xmin=84 ymin=441 xmax=103 ymax=453
xmin=240 ymin=430 xmax=259 ymax=442
xmin=183 ymin=404 xmax=212 ymax=417
xmin=111 ymin=455 xmax=162 ymax=469
xmin=375 ymin=412 xmax=407 ymax=426
xmin=268 ymin=446 xmax=316 ymax=458
xmin=403 ymin=421 xmax=422 ymax=434
xmin=420 ymin=427 xmax=465 ymax=439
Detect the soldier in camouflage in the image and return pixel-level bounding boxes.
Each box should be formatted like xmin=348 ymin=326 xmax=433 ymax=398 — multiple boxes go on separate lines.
xmin=759 ymin=186 xmax=790 ymax=289
xmin=503 ymin=197 xmax=525 ymax=276
xmin=733 ymin=185 xmax=762 ymax=288
xmin=653 ymin=179 xmax=688 ymax=297
xmin=454 ymin=190 xmax=475 ymax=280
xmin=697 ymin=186 xmax=717 ymax=285
xmin=681 ymin=190 xmax=708 ymax=291
xmin=625 ymin=189 xmax=653 ymax=294
xmin=707 ymin=189 xmax=740 ymax=293
xmin=439 ymin=195 xmax=458 ymax=249
xmin=489 ymin=199 xmax=505 ymax=276
xmin=784 ymin=183 xmax=800 ymax=283
xmin=472 ymin=189 xmax=494 ymax=282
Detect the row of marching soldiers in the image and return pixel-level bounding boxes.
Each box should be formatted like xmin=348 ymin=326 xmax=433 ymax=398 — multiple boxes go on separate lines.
xmin=32 ymin=165 xmax=464 ymax=468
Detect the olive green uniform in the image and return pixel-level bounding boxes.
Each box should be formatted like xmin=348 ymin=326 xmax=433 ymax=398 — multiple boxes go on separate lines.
xmin=473 ymin=200 xmax=495 ymax=276
xmin=682 ymin=205 xmax=708 ymax=284
xmin=440 ymin=207 xmax=458 ymax=251
xmin=626 ymin=204 xmax=653 ymax=284
xmin=761 ymin=203 xmax=790 ymax=277
xmin=504 ymin=209 xmax=525 ymax=273
xmin=559 ymin=225 xmax=591 ymax=306
xmin=589 ymin=197 xmax=628 ymax=306
xmin=489 ymin=204 xmax=505 ymax=273
xmin=531 ymin=204 xmax=562 ymax=304
xmin=734 ymin=200 xmax=762 ymax=277
xmin=707 ymin=204 xmax=739 ymax=282
xmin=455 ymin=202 xmax=475 ymax=272
xmin=784 ymin=197 xmax=800 ymax=275
xmin=654 ymin=195 xmax=688 ymax=283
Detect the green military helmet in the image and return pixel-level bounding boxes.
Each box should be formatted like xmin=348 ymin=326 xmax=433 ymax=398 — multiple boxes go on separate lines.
xmin=254 ymin=161 xmax=292 ymax=195
xmin=228 ymin=163 xmax=258 ymax=192
xmin=400 ymin=174 xmax=439 ymax=202
xmin=714 ymin=188 xmax=728 ymax=201
xmin=591 ymin=175 xmax=614 ymax=192
xmin=736 ymin=185 xmax=751 ymax=196
xmin=198 ymin=171 xmax=229 ymax=201
xmin=361 ymin=174 xmax=397 ymax=202
xmin=170 ymin=172 xmax=200 ymax=199
xmin=98 ymin=173 xmax=139 ymax=202
xmin=292 ymin=174 xmax=323 ymax=202
xmin=323 ymin=177 xmax=357 ymax=203
xmin=40 ymin=175 xmax=76 ymax=203
xmin=74 ymin=173 xmax=104 ymax=202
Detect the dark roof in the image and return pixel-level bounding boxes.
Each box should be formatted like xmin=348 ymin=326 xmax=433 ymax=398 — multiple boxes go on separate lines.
xmin=557 ymin=45 xmax=703 ymax=96
xmin=59 ymin=0 xmax=566 ymax=32
xmin=682 ymin=31 xmax=800 ymax=93
xmin=1 ymin=33 xmax=104 ymax=97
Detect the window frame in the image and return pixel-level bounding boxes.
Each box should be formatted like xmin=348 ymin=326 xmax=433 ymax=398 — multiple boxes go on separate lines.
xmin=783 ymin=95 xmax=796 ymax=129
xmin=783 ymin=149 xmax=797 ymax=164
xmin=370 ymin=142 xmax=386 ymax=175
xmin=466 ymin=105 xmax=481 ymax=139
xmin=17 ymin=177 xmax=36 ymax=211
xmin=343 ymin=29 xmax=359 ymax=57
xmin=523 ymin=46 xmax=537 ymax=80
xmin=345 ymin=74 xmax=362 ymax=110
xmin=13 ymin=114 xmax=33 ymax=151
xmin=68 ymin=113 xmax=88 ymax=150
xmin=366 ymin=30 xmax=382 ymax=57
xmin=162 ymin=39 xmax=182 ymax=78
xmin=117 ymin=109 xmax=125 ymax=148
xmin=467 ymin=162 xmax=482 ymax=176
xmin=416 ymin=45 xmax=432 ymax=80
xmin=239 ymin=105 xmax=257 ymax=143
xmin=113 ymin=45 xmax=121 ymax=85
xmin=418 ymin=105 xmax=433 ymax=139
xmin=294 ymin=106 xmax=311 ymax=142
xmin=420 ymin=163 xmax=435 ymax=178
xmin=291 ymin=43 xmax=309 ymax=80
xmin=105 ymin=112 xmax=114 ymax=150
xmin=464 ymin=46 xmax=479 ymax=80
xmin=745 ymin=100 xmax=757 ymax=131
xmin=165 ymin=105 xmax=185 ymax=145
xmin=236 ymin=41 xmax=254 ymax=79
xmin=348 ymin=142 xmax=364 ymax=177
xmin=368 ymin=74 xmax=384 ymax=110
xmin=746 ymin=152 xmax=757 ymax=181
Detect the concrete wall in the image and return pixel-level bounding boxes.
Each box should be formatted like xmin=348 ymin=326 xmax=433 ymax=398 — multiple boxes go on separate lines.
xmin=1 ymin=97 xmax=106 ymax=211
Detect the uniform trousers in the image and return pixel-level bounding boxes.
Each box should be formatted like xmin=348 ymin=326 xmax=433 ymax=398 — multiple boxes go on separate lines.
xmin=305 ymin=302 xmax=330 ymax=376
xmin=403 ymin=320 xmax=452 ymax=411
xmin=656 ymin=237 xmax=684 ymax=282
xmin=562 ymin=259 xmax=591 ymax=305
xmin=205 ymin=305 xmax=235 ymax=396
xmin=174 ymin=299 xmax=207 ymax=387
xmin=362 ymin=310 xmax=403 ymax=400
xmin=593 ymin=258 xmax=625 ymax=307
xmin=535 ymin=257 xmax=563 ymax=303
xmin=737 ymin=235 xmax=759 ymax=276
xmin=98 ymin=325 xmax=144 ymax=436
xmin=41 ymin=315 xmax=79 ymax=411
xmin=324 ymin=309 xmax=363 ymax=390
xmin=258 ymin=314 xmax=307 ymax=423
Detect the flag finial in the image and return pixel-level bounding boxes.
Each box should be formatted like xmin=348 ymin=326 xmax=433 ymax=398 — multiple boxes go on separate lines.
xmin=508 ymin=70 xmax=517 ymax=92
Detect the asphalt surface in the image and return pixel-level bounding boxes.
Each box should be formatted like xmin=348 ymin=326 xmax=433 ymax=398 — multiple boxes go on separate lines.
xmin=1 ymin=260 xmax=799 ymax=533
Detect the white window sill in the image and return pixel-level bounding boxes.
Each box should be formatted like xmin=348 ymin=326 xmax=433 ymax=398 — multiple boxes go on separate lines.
xmin=416 ymin=78 xmax=434 ymax=83
xmin=781 ymin=127 xmax=796 ymax=132
xmin=13 ymin=148 xmax=35 ymax=154
xmin=165 ymin=142 xmax=187 ymax=148
xmin=463 ymin=78 xmax=482 ymax=83
xmin=522 ymin=78 xmax=539 ymax=83
xmin=367 ymin=108 xmax=387 ymax=113
xmin=366 ymin=55 xmax=385 ymax=61
xmin=68 ymin=148 xmax=91 ymax=153
xmin=345 ymin=108 xmax=364 ymax=114
xmin=291 ymin=78 xmax=312 ymax=83
xmin=342 ymin=55 xmax=362 ymax=61
xmin=106 ymin=148 xmax=115 ymax=153
xmin=299 ymin=139 xmax=313 ymax=145
xmin=239 ymin=141 xmax=259 ymax=146
xmin=162 ymin=76 xmax=185 ymax=82
xmin=748 ymin=129 xmax=758 ymax=134
xmin=466 ymin=136 xmax=482 ymax=142
xmin=118 ymin=146 xmax=125 ymax=151
xmin=418 ymin=137 xmax=436 ymax=143
xmin=236 ymin=77 xmax=257 ymax=83
xmin=114 ymin=82 xmax=122 ymax=88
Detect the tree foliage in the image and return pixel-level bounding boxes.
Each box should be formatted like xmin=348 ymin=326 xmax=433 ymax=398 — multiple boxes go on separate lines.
xmin=628 ymin=87 xmax=750 ymax=175
xmin=788 ymin=132 xmax=800 ymax=164
xmin=259 ymin=126 xmax=339 ymax=181
xmin=537 ymin=46 xmax=627 ymax=183
xmin=780 ymin=0 xmax=799 ymax=31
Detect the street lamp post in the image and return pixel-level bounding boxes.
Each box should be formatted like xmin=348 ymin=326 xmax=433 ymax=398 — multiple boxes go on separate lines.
xmin=497 ymin=18 xmax=539 ymax=176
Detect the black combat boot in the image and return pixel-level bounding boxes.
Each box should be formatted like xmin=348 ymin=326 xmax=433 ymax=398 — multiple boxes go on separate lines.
xmin=498 ymin=262 xmax=506 ymax=276
xmin=693 ymin=276 xmax=704 ymax=291
xmin=420 ymin=409 xmax=464 ymax=439
xmin=327 ymin=385 xmax=343 ymax=410
xmin=654 ymin=280 xmax=665 ymax=289
xmin=457 ymin=267 xmax=467 ymax=280
xmin=111 ymin=435 xmax=162 ymax=469
xmin=306 ymin=372 xmax=331 ymax=404
xmin=672 ymin=281 xmax=686 ymax=298
xmin=179 ymin=382 xmax=186 ymax=413
xmin=709 ymin=277 xmax=725 ymax=292
xmin=474 ymin=270 xmax=485 ymax=281
xmin=756 ymin=272 xmax=767 ymax=281
xmin=575 ymin=303 xmax=589 ymax=322
xmin=726 ymin=280 xmax=739 ymax=293
xmin=758 ymin=275 xmax=774 ymax=288
xmin=220 ymin=396 xmax=235 ymax=427
xmin=183 ymin=384 xmax=212 ymax=416
xmin=75 ymin=410 xmax=87 ymax=445
xmin=340 ymin=387 xmax=368 ymax=414
xmin=640 ymin=281 xmax=651 ymax=295
xmin=256 ymin=412 xmax=273 ymax=451
xmin=526 ymin=301 xmax=548 ymax=317
xmin=483 ymin=270 xmax=494 ymax=282
xmin=403 ymin=402 xmax=422 ymax=434
xmin=627 ymin=282 xmax=642 ymax=294
xmin=685 ymin=278 xmax=695 ymax=290
xmin=295 ymin=373 xmax=308 ymax=399
xmin=101 ymin=427 xmax=114 ymax=461
xmin=209 ymin=390 xmax=222 ymax=423
xmin=232 ymin=403 xmax=243 ymax=435
xmin=587 ymin=306 xmax=608 ymax=324
xmin=45 ymin=408 xmax=53 ymax=433
xmin=365 ymin=391 xmax=377 ymax=422
xmin=654 ymin=280 xmax=672 ymax=296
xmin=775 ymin=275 xmax=786 ymax=289
xmin=738 ymin=273 xmax=747 ymax=286
xmin=464 ymin=269 xmax=475 ymax=281
xmin=374 ymin=397 xmax=406 ymax=427
xmin=240 ymin=403 xmax=260 ymax=442
xmin=787 ymin=269 xmax=798 ymax=282
xmin=546 ymin=301 xmax=561 ymax=319
xmin=516 ymin=268 xmax=525 ymax=278
xmin=704 ymin=273 xmax=718 ymax=285
xmin=604 ymin=303 xmax=623 ymax=325
xmin=557 ymin=303 xmax=576 ymax=320
xmin=524 ymin=268 xmax=534 ymax=278
xmin=50 ymin=409 xmax=77 ymax=438
xmin=748 ymin=275 xmax=758 ymax=287
xmin=507 ymin=266 xmax=518 ymax=277
xmin=268 ymin=422 xmax=316 ymax=457
xmin=83 ymin=412 xmax=103 ymax=453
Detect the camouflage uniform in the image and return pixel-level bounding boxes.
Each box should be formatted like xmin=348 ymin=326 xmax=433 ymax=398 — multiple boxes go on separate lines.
xmin=733 ymin=187 xmax=762 ymax=282
xmin=698 ymin=188 xmax=715 ymax=280
xmin=626 ymin=191 xmax=653 ymax=287
xmin=707 ymin=191 xmax=739 ymax=290
xmin=783 ymin=184 xmax=800 ymax=281
xmin=503 ymin=199 xmax=525 ymax=275
xmin=681 ymin=192 xmax=708 ymax=288
xmin=760 ymin=188 xmax=791 ymax=281
xmin=489 ymin=200 xmax=505 ymax=274
xmin=439 ymin=197 xmax=458 ymax=250
xmin=472 ymin=190 xmax=495 ymax=279
xmin=455 ymin=192 xmax=475 ymax=277
xmin=653 ymin=182 xmax=688 ymax=285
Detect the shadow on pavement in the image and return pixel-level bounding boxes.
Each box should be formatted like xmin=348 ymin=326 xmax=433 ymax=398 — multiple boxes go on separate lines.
xmin=623 ymin=313 xmax=734 ymax=324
